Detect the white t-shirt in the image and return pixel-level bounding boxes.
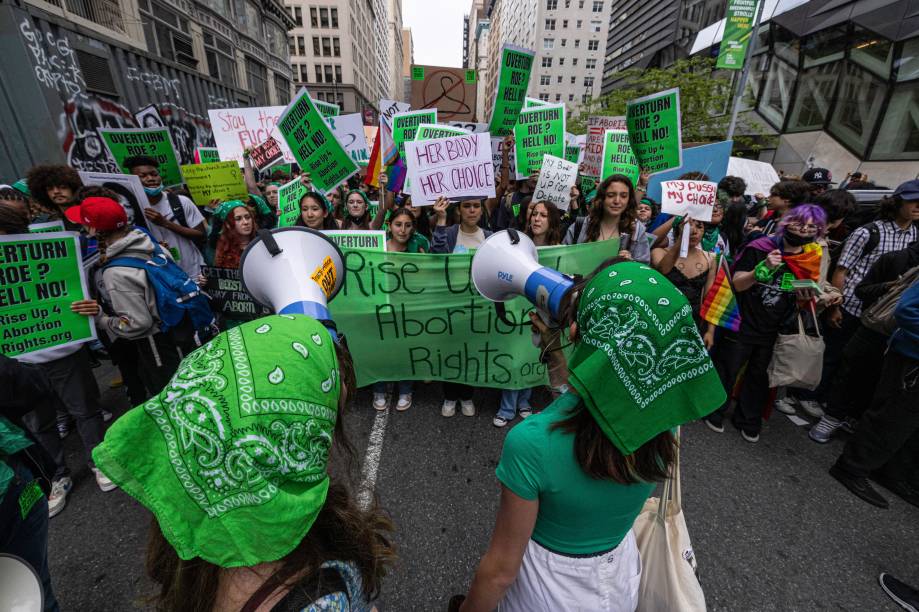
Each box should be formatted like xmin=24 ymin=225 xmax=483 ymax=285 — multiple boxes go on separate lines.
xmin=145 ymin=194 xmax=205 ymax=278
xmin=454 ymin=227 xmax=485 ymax=253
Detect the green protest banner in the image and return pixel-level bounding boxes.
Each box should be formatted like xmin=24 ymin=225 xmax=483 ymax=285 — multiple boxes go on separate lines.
xmin=323 ymin=230 xmax=386 ymax=252
xmin=277 ymin=177 xmax=309 ymax=228
xmin=195 ymin=147 xmax=221 ymax=164
xmin=392 ymin=110 xmax=437 ymax=159
xmin=0 ymin=232 xmax=96 ymax=357
xmin=315 ymin=100 xmax=340 ymax=117
xmin=487 ymin=44 xmax=536 ymax=137
xmin=600 ymin=130 xmax=640 ymax=186
xmin=329 ymin=240 xmax=611 ymax=388
xmin=626 ymin=88 xmax=682 ymax=174
xmin=276 ymin=89 xmax=358 ymax=194
xmin=513 ymin=104 xmax=565 ymax=177
xmin=414 ymin=123 xmax=470 ymax=141
xmin=179 ymin=161 xmax=249 ymax=207
xmin=99 ymin=128 xmax=184 ymax=187
xmin=717 ymin=0 xmax=760 ymax=70
xmin=29 ymin=221 xmax=65 ymax=233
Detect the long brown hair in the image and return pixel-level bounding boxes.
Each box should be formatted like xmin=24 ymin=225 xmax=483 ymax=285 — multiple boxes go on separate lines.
xmin=525 ymin=200 xmax=562 ymax=246
xmin=585 ymin=175 xmax=638 ymax=243
xmin=214 ymin=205 xmax=256 ymax=268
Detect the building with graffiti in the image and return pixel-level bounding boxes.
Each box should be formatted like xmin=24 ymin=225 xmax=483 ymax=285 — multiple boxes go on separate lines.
xmin=0 ymin=0 xmax=295 ymax=179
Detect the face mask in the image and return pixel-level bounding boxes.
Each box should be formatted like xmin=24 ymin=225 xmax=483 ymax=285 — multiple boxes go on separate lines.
xmin=144 ymin=186 xmax=164 ymax=197
xmin=783 ymin=231 xmax=815 ymax=247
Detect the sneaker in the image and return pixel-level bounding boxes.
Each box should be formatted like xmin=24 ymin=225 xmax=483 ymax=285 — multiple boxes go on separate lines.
xmin=774 ymin=397 xmax=797 ymax=415
xmin=441 ymin=399 xmax=457 ymax=418
xmin=798 ymin=400 xmax=825 ymax=418
xmin=372 ymin=393 xmax=388 ymax=411
xmin=871 ymin=473 xmax=919 ymax=509
xmin=92 ymin=468 xmax=117 ymax=492
xmin=829 ymin=464 xmax=888 ymax=508
xmin=879 ymin=573 xmax=919 ymax=612
xmin=809 ymin=415 xmax=842 ymax=443
xmin=56 ymin=420 xmax=71 ymax=440
xmin=101 ymin=410 xmax=113 ymax=423
xmin=704 ymin=417 xmax=724 ymax=433
xmin=741 ymin=430 xmax=759 ymax=443
xmin=460 ymin=399 xmax=476 ymax=417
xmin=841 ymin=417 xmax=858 ymax=435
xmin=518 ymin=406 xmax=533 ymax=419
xmin=395 ymin=394 xmax=412 ymax=411
xmin=48 ymin=477 xmax=72 ymax=518
xmin=493 ymin=416 xmax=509 ymax=428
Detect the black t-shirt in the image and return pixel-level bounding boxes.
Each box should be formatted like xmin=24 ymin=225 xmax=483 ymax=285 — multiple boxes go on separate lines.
xmin=734 ymin=247 xmax=796 ymax=344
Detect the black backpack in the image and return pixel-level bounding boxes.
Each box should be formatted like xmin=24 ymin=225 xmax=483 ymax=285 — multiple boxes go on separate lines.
xmin=828 ymin=221 xmax=880 ymax=277
xmin=165 ymin=192 xmax=207 ymax=252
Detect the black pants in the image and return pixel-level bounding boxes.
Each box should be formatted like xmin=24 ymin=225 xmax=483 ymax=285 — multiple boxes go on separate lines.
xmin=108 ymin=338 xmax=148 ymax=406
xmin=710 ymin=334 xmax=774 ymax=435
xmin=809 ymin=309 xmax=860 ymax=402
xmin=835 ymin=350 xmax=919 ymax=482
xmin=442 ymin=382 xmax=474 ymax=402
xmin=133 ymin=334 xmax=184 ymax=400
xmin=824 ymin=324 xmax=888 ymax=421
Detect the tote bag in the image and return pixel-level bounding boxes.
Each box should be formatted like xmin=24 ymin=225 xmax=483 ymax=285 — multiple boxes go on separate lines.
xmin=633 ymin=433 xmax=706 ymax=612
xmin=766 ymin=304 xmax=824 ymax=390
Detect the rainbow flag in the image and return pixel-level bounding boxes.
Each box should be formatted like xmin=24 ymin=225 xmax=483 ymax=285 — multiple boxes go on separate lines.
xmin=701 ymin=255 xmax=742 ymax=332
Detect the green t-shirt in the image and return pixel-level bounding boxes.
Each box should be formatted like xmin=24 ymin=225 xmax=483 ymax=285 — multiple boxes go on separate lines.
xmin=495 ymin=392 xmax=655 ymax=555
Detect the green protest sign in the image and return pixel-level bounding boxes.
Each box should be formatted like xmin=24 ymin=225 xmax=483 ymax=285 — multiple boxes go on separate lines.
xmin=99 ymin=128 xmax=184 ymax=187
xmin=329 ymin=240 xmax=611 ymax=388
xmin=29 ymin=221 xmax=65 ymax=233
xmin=580 ymin=175 xmax=598 ymax=199
xmin=392 ymin=110 xmax=437 ymax=159
xmin=565 ymin=145 xmax=581 ymax=165
xmin=323 ymin=230 xmax=386 ymax=252
xmin=272 ymin=164 xmax=293 ymax=175
xmin=513 ymin=104 xmax=565 ymax=177
xmin=524 ymin=97 xmax=549 ymax=108
xmin=414 ymin=123 xmax=470 ymax=141
xmin=277 ymin=89 xmax=358 ymax=194
xmin=277 ymin=177 xmax=309 ymax=228
xmin=600 ymin=130 xmax=640 ymax=186
xmin=626 ymin=88 xmax=682 ymax=174
xmin=487 ymin=44 xmax=536 ymax=137
xmin=368 ymin=201 xmax=379 ymax=219
xmin=195 ymin=147 xmax=221 ymax=164
xmin=0 ymin=232 xmax=95 ymax=356
xmin=179 ymin=161 xmax=248 ymax=207
xmin=717 ymin=0 xmax=760 ymax=69
xmin=315 ymin=100 xmax=340 ymax=117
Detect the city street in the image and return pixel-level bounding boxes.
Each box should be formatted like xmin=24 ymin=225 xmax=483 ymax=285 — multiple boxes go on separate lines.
xmin=47 ymin=362 xmax=919 ymax=611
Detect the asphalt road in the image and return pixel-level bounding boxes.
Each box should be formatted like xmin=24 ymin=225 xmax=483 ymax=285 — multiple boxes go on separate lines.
xmin=46 ymin=362 xmax=918 ymax=611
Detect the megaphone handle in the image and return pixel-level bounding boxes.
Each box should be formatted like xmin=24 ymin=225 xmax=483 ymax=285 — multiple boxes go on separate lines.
xmin=257 ymin=229 xmax=283 ymax=256
xmin=495 ymin=302 xmax=525 ymax=327
xmin=507 ymin=228 xmax=521 ymax=245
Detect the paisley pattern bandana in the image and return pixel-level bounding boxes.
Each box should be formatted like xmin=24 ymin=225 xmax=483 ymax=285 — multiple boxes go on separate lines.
xmin=92 ymin=315 xmax=341 ymax=567
xmin=567 ymin=262 xmax=726 ymax=455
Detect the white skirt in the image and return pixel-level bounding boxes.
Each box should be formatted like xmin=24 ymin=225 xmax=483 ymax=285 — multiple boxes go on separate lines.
xmin=499 ymin=530 xmax=642 ymax=612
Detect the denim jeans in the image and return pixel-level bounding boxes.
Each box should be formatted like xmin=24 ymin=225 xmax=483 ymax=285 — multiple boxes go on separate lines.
xmin=372 ymin=381 xmax=414 ymax=396
xmin=497 ymin=388 xmax=533 ymax=420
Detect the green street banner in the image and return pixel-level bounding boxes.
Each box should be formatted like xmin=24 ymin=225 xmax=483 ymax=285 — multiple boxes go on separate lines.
xmin=487 ymin=44 xmax=536 ymax=137
xmin=414 ymin=124 xmax=470 ymax=141
xmin=323 ymin=230 xmax=387 ymax=252
xmin=277 ymin=89 xmax=358 ymax=194
xmin=391 ymin=110 xmax=437 ymax=159
xmin=600 ymin=130 xmax=640 ymax=186
xmin=0 ymin=232 xmax=96 ymax=357
xmin=194 ymin=147 xmax=221 ymax=164
xmin=626 ymin=88 xmax=682 ymax=174
xmin=277 ymin=177 xmax=309 ymax=228
xmin=329 ymin=240 xmax=612 ymax=388
xmin=99 ymin=128 xmax=184 ymax=187
xmin=179 ymin=161 xmax=249 ymax=207
xmin=513 ymin=104 xmax=565 ymax=178
xmin=315 ymin=100 xmax=340 ymax=117
xmin=717 ymin=0 xmax=760 ymax=70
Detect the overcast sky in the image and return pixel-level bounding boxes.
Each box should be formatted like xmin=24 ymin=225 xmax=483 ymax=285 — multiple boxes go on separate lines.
xmin=402 ymin=0 xmax=468 ymax=68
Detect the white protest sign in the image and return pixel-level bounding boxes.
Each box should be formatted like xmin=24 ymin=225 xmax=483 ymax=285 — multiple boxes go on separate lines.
xmin=78 ymin=171 xmax=149 ymax=228
xmin=208 ymin=106 xmax=295 ymax=165
xmin=448 ymin=121 xmax=489 ymax=134
xmin=327 ymin=113 xmax=370 ymax=166
xmin=533 ymin=155 xmax=578 ymax=210
xmin=490 ymin=137 xmax=516 ymax=182
xmin=405 ymin=133 xmax=495 ymax=205
xmin=660 ymin=180 xmax=718 ymax=222
xmin=379 ymin=99 xmax=411 ymax=127
xmin=134 ymin=104 xmax=164 ymax=128
xmin=727 ymin=156 xmax=781 ymax=196
xmin=583 ymin=115 xmax=627 ymax=177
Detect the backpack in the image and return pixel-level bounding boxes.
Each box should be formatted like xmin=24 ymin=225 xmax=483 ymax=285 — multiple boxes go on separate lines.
xmin=828 ymin=221 xmax=880 ymax=278
xmin=166 ymin=192 xmax=208 ymax=252
xmin=861 ymin=264 xmax=919 ymax=336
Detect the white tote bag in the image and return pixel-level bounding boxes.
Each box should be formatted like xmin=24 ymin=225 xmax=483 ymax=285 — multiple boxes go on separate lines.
xmin=633 ymin=433 xmax=706 ymax=612
xmin=766 ymin=304 xmax=825 ymax=390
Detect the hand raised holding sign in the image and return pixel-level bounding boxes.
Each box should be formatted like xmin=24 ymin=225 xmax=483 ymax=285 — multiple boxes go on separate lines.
xmin=432 ymin=197 xmax=449 ymax=225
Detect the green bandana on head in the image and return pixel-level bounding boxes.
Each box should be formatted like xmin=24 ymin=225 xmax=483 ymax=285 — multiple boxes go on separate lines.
xmin=567 ymin=262 xmax=725 ymax=455
xmin=92 ymin=315 xmax=342 ymax=567
xmin=212 ymin=199 xmax=247 ymax=222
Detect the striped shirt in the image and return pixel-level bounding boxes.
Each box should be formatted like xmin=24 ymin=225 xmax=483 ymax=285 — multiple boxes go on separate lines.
xmin=837 ymin=220 xmax=918 ymax=316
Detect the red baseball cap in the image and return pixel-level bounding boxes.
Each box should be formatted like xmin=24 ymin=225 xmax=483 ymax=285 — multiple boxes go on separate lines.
xmin=65 ymin=197 xmax=128 ymax=231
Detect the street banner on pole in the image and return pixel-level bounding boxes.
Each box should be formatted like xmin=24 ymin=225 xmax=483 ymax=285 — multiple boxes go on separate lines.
xmin=277 ymin=177 xmax=310 ymax=228
xmin=583 ymin=116 xmax=627 ymax=178
xmin=405 ymin=133 xmax=495 ymax=205
xmin=391 ymin=110 xmax=438 ymax=159
xmin=179 ymin=162 xmax=249 ymax=207
xmin=717 ymin=0 xmax=760 ymax=69
xmin=487 ymin=44 xmax=536 ymax=137
xmin=534 ymin=154 xmax=578 ymax=210
xmin=513 ymin=104 xmax=565 ymax=178
xmin=600 ymin=130 xmax=640 ymax=186
xmin=626 ymin=88 xmax=682 ymax=174
xmin=99 ymin=128 xmax=184 ymax=187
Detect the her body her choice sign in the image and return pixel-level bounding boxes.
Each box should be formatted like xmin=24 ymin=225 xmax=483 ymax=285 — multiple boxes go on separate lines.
xmin=626 ymin=88 xmax=682 ymax=174
xmin=405 ymin=133 xmax=495 ymax=205
xmin=660 ymin=180 xmax=718 ymax=222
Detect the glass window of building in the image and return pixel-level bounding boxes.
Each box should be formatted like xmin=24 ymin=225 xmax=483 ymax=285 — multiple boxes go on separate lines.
xmin=871 ymin=80 xmax=919 ymax=160
xmin=322 ymin=37 xmax=332 ymax=56
xmin=274 ymin=74 xmax=290 ymax=105
xmin=895 ymin=38 xmax=919 ymax=81
xmin=757 ymin=57 xmax=796 ymax=128
xmin=320 ymin=7 xmax=329 ymax=27
xmin=539 ymin=93 xmax=550 ymax=101
xmin=292 ymin=7 xmax=302 ymax=26
xmin=575 ymin=40 xmax=580 ymax=48
xmin=828 ymin=62 xmax=886 ymax=156
xmin=333 ymin=38 xmax=340 ymax=56
xmin=572 ymin=58 xmax=577 ymax=65
xmin=802 ymin=25 xmax=847 ymax=69
xmin=557 ymin=75 xmax=562 ymax=83
xmin=331 ymin=8 xmax=338 ymax=27
xmin=588 ymin=40 xmax=598 ymax=51
xmin=335 ymin=65 xmax=342 ymax=83
xmin=586 ymin=58 xmax=596 ymax=69
xmin=540 ymin=75 xmax=550 ymax=85
xmin=324 ymin=65 xmax=333 ymax=82
xmin=310 ymin=7 xmax=317 ymax=27
xmin=266 ymin=22 xmax=286 ymax=57
xmin=584 ymin=76 xmax=594 ymax=87
xmin=559 ymin=57 xmax=565 ymax=65
xmin=544 ymin=38 xmax=554 ymax=50
xmin=313 ymin=37 xmax=320 ymax=55
xmin=786 ymin=62 xmax=841 ymax=132
xmin=315 ymin=65 xmax=323 ymax=82
xmin=850 ymin=27 xmax=893 ymax=78
xmin=592 ymin=1 xmax=602 ymax=11
xmin=204 ymin=32 xmax=237 ymax=87
xmin=546 ymin=19 xmax=556 ymax=30
xmin=542 ymin=57 xmax=553 ymax=67
xmin=772 ymin=24 xmax=799 ymax=66
xmin=547 ymin=0 xmax=557 ymax=8
xmin=556 ymin=93 xmax=561 ymax=101
xmin=563 ymin=19 xmax=568 ymax=28
xmin=246 ymin=57 xmax=269 ymax=105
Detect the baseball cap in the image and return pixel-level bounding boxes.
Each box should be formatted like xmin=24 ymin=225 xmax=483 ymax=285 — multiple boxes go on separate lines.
xmin=65 ymin=197 xmax=128 ymax=231
xmin=803 ymin=167 xmax=834 ymax=185
xmin=893 ymin=179 xmax=919 ymax=201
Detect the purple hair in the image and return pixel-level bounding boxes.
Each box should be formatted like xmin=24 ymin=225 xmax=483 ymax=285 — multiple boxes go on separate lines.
xmin=776 ymin=204 xmax=828 ymax=240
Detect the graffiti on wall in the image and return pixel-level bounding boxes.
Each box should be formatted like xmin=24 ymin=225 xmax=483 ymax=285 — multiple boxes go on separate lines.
xmin=155 ymin=104 xmax=215 ymax=165
xmin=58 ymin=93 xmax=135 ymax=173
xmin=126 ymin=66 xmax=182 ymax=100
xmin=20 ymin=19 xmax=85 ymax=97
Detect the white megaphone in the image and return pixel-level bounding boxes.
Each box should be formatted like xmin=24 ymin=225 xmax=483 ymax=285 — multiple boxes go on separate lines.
xmin=471 ymin=229 xmax=575 ymax=322
xmin=240 ymin=227 xmax=344 ymax=332
xmin=0 ymin=554 xmax=44 ymax=611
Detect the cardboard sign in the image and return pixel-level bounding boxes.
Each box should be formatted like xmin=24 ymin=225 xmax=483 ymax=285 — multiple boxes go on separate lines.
xmin=660 ymin=180 xmax=718 ymax=222
xmin=727 ymin=156 xmax=780 ymax=196
xmin=626 ymin=88 xmax=682 ymax=174
xmin=248 ymin=137 xmax=284 ymax=171
xmin=322 ymin=230 xmax=387 ymax=252
xmin=180 ymin=162 xmax=249 ymax=207
xmin=276 ymin=89 xmax=359 ymax=194
xmin=194 ymin=147 xmax=221 ymax=164
xmin=410 ymin=65 xmax=478 ymax=122
xmin=208 ymin=106 xmax=295 ymax=165
xmin=315 ymin=100 xmax=340 ymax=117
xmin=391 ymin=110 xmax=437 ymax=159
xmin=415 ymin=124 xmax=470 ymax=141
xmin=98 ymin=128 xmax=184 ymax=187
xmin=583 ymin=116 xmax=627 ymax=178
xmin=78 ymin=171 xmax=149 ymax=229
xmin=327 ymin=113 xmax=370 ymax=167
xmin=487 ymin=44 xmax=536 ymax=137
xmin=277 ymin=177 xmax=310 ymax=228
xmin=600 ymin=130 xmax=640 ymax=186
xmin=201 ymin=266 xmax=271 ymax=321
xmin=533 ymin=155 xmax=578 ymax=211
xmin=0 ymin=232 xmax=96 ymax=356
xmin=513 ymin=104 xmax=565 ymax=178
xmin=134 ymin=104 xmax=165 ymax=128
xmin=405 ymin=133 xmax=495 ymax=205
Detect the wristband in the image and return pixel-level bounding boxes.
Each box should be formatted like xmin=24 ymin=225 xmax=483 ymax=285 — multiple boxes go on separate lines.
xmin=754 ymin=259 xmax=778 ymax=282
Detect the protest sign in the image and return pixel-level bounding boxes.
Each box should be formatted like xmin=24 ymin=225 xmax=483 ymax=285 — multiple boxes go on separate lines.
xmin=565 ymin=145 xmax=581 ymax=165
xmin=391 ymin=109 xmax=437 ymax=159
xmin=180 ymin=162 xmax=249 ymax=207
xmin=78 ymin=171 xmax=149 ymax=228
xmin=134 ymin=104 xmax=165 ymax=128
xmin=0 ymin=232 xmax=96 ymax=357
xmin=249 ymin=137 xmax=284 ymax=171
xmin=626 ymin=88 xmax=682 ymax=174
xmin=276 ymin=89 xmax=359 ymax=194
xmin=646 ymin=140 xmax=733 ymax=202
xmin=717 ymin=0 xmax=760 ymax=69
xmin=525 ymin=97 xmax=550 ymax=108
xmin=277 ymin=177 xmax=309 ymax=228
xmin=564 ymin=132 xmax=584 ymax=165
xmin=194 ymin=147 xmax=221 ymax=164
xmin=448 ymin=121 xmax=489 ymax=134
xmin=273 ymin=163 xmax=293 ymax=175
xmin=600 ymin=130 xmax=640 ymax=186
xmin=29 ymin=221 xmax=65 ymax=233
xmin=415 ymin=123 xmax=470 ymax=141
xmin=580 ymin=175 xmax=598 ymax=198
xmin=533 ymin=155 xmax=578 ymax=210
xmin=315 ymin=100 xmax=340 ymax=117
xmin=368 ymin=201 xmax=379 ymax=219
xmin=405 ymin=133 xmax=495 ymax=205
xmin=410 ymin=65 xmax=478 ymax=122
xmin=363 ymin=126 xmax=379 ymax=165
xmin=582 ymin=116 xmax=627 ymax=178
xmin=322 ymin=230 xmax=387 ymax=252
xmin=330 ymin=240 xmax=610 ymax=388
xmin=660 ymin=180 xmax=718 ymax=222
xmin=727 ymin=156 xmax=780 ymax=196
xmin=99 ymin=128 xmax=183 ymax=187
xmin=201 ymin=266 xmax=271 ymax=321
xmin=490 ymin=136 xmax=516 ymax=179
xmin=379 ymin=99 xmax=411 ymax=127
xmin=513 ymin=104 xmax=565 ymax=178
xmin=208 ymin=106 xmax=295 ymax=165
xmin=327 ymin=113 xmax=371 ymax=167
xmin=487 ymin=44 xmax=536 ymax=137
